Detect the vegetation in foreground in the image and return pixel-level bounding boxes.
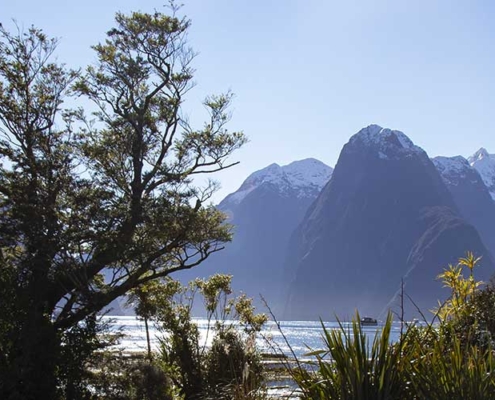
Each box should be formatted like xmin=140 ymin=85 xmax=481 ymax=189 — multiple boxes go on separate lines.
xmin=87 ymin=274 xmax=268 ymax=400
xmin=1 ymin=0 xmax=494 ymax=397
xmin=82 ymin=253 xmax=495 ymax=400
xmin=289 ymin=252 xmax=495 ymax=400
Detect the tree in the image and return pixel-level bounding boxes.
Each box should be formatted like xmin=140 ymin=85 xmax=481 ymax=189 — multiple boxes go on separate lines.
xmin=0 ymin=7 xmax=246 ymax=399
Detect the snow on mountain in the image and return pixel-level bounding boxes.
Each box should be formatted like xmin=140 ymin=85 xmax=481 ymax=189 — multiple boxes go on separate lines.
xmin=222 ymin=158 xmax=333 ymax=205
xmin=283 ymin=125 xmax=494 ymax=320
xmin=432 ymin=156 xmax=472 ymax=186
xmin=432 ymin=154 xmax=495 ymax=260
xmin=349 ymin=124 xmax=426 ymax=159
xmin=468 ymin=148 xmax=495 ymax=200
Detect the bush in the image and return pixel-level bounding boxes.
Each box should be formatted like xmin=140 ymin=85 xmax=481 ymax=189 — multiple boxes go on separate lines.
xmin=131 ymin=275 xmax=268 ymax=399
xmin=205 ymin=327 xmax=263 ymax=399
xmin=58 ymin=315 xmax=112 ymax=400
xmin=406 ymin=328 xmax=495 ymax=400
xmin=88 ymin=352 xmax=179 ymax=400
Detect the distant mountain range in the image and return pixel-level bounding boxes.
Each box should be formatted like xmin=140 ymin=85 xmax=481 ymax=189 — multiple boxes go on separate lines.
xmin=178 ymin=158 xmax=333 ymax=313
xmin=195 ymin=125 xmax=495 ymax=321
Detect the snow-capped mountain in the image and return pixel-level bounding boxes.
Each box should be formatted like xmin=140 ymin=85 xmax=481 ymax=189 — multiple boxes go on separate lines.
xmin=468 ymin=148 xmax=495 ymax=200
xmin=283 ymin=125 xmax=493 ymax=320
xmin=179 ymin=158 xmax=333 ymax=314
xmin=432 ymin=156 xmax=472 ymax=185
xmin=432 ymin=155 xmax=495 ymax=258
xmin=348 ymin=124 xmax=426 ymax=160
xmin=221 ymin=158 xmax=332 ymax=207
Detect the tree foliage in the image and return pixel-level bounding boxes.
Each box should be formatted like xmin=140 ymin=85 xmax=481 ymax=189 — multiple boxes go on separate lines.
xmin=0 ymin=7 xmax=246 ymax=399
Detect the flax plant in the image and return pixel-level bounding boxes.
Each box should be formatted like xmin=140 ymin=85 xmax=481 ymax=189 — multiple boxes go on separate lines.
xmin=295 ymin=313 xmax=414 ymax=400
xmin=290 ymin=253 xmax=495 ymax=400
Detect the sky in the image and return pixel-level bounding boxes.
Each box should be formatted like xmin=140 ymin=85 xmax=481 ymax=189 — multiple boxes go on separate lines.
xmin=3 ymin=0 xmax=495 ymax=203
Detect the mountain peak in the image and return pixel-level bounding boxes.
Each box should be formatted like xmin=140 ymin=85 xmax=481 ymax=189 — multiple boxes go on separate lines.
xmin=284 ymin=125 xmax=493 ymax=320
xmin=222 ymin=158 xmax=333 ymax=206
xmin=349 ymin=124 xmax=424 ymax=159
xmin=469 ymin=147 xmax=490 ymax=163
xmin=281 ymin=158 xmax=332 ymax=188
xmin=468 ymin=148 xmax=495 ymax=200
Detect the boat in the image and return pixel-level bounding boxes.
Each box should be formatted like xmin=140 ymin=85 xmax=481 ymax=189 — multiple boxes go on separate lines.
xmin=360 ymin=316 xmax=378 ymax=326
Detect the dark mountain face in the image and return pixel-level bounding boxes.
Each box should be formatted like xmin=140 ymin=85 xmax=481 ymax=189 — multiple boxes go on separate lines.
xmin=283 ymin=125 xmax=494 ymax=321
xmin=179 ymin=159 xmax=332 ymax=314
xmin=433 ymin=156 xmax=495 ymax=257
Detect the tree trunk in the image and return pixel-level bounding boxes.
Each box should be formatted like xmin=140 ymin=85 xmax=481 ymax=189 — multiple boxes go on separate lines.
xmin=144 ymin=316 xmax=152 ymax=361
xmin=10 ymin=310 xmax=60 ymax=400
xmin=6 ymin=263 xmax=61 ymax=400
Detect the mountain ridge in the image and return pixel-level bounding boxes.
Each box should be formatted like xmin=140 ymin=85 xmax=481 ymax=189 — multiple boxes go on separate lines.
xmin=283 ymin=125 xmax=494 ymax=320
xmin=432 ymin=154 xmax=495 ymax=258
xmin=468 ymin=148 xmax=495 ymax=200
xmin=221 ymin=158 xmax=333 ymax=207
xmin=179 ymin=157 xmax=333 ymax=315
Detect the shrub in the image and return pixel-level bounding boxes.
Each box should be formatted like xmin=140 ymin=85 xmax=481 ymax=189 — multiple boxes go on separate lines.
xmin=87 ymin=351 xmax=180 ymax=400
xmin=205 ymin=327 xmax=263 ymax=399
xmin=406 ymin=327 xmax=495 ymax=399
xmin=131 ymin=275 xmax=267 ymax=399
xmin=293 ymin=313 xmax=414 ymax=400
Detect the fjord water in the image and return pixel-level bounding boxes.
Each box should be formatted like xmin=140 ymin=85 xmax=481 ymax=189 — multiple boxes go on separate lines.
xmin=106 ymin=316 xmax=404 ymax=358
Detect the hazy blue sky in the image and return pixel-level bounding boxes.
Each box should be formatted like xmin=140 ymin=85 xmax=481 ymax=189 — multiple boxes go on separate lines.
xmin=3 ymin=1 xmax=495 ymax=202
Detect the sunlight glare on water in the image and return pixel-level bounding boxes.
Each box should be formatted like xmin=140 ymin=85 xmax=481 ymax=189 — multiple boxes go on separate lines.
xmin=104 ymin=316 xmax=404 ymax=358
